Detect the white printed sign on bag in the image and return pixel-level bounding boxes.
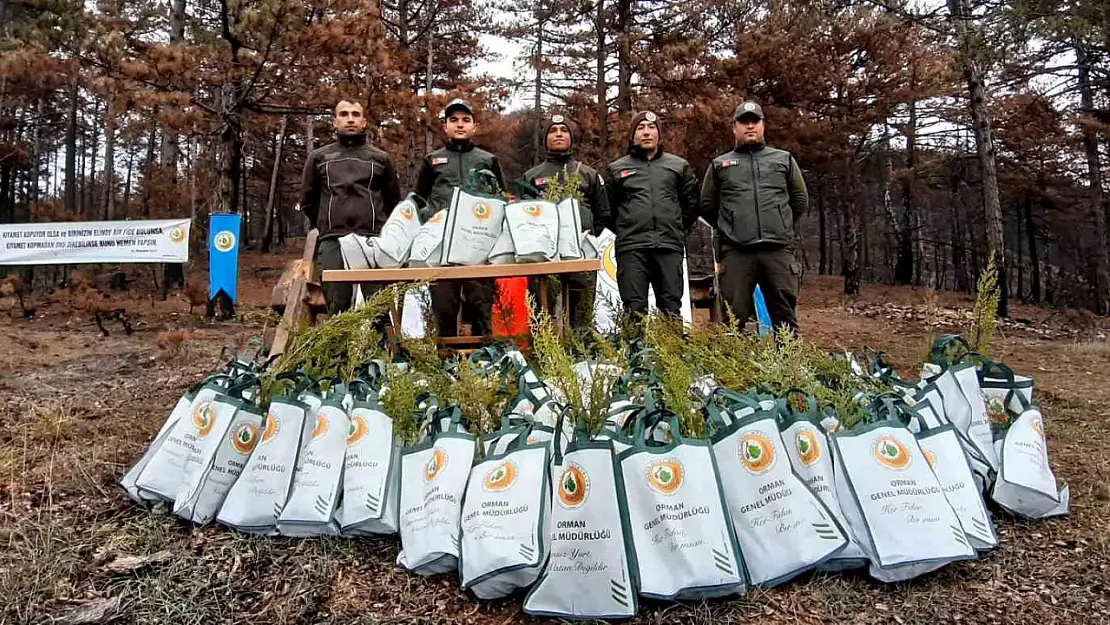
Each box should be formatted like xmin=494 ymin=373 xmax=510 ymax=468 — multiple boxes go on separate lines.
xmin=374 ymin=195 xmax=424 ymax=267
xmin=276 ymin=400 xmax=348 ymax=537
xmin=337 ymin=400 xmax=401 ymax=535
xmin=134 ymin=384 xmax=224 ymax=503
xmin=460 ymin=444 xmax=550 ymax=599
xmin=591 ymin=229 xmax=692 ymax=333
xmin=916 ymin=424 xmax=998 ymax=550
xmin=120 ymin=392 xmax=194 ymax=504
xmin=991 ymin=407 xmax=1069 ymax=519
xmin=831 ymin=423 xmax=976 ymax=582
xmin=440 ymin=189 xmax=506 ymax=266
xmin=504 ymin=200 xmax=558 ymax=262
xmin=524 ymin=438 xmax=638 ymax=619
xmin=408 ymin=210 xmax=447 ymax=267
xmin=710 ymin=411 xmax=848 ymax=586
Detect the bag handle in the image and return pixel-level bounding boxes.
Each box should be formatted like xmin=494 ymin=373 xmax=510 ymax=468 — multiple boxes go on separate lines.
xmin=930 ymin=334 xmax=973 ymax=369
xmin=633 ymin=407 xmax=682 ymax=447
xmin=776 ymin=388 xmax=819 ymax=421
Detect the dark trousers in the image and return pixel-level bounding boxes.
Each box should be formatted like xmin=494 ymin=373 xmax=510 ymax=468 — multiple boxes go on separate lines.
xmin=430 ymin=280 xmax=494 ymax=337
xmin=316 ymin=238 xmax=384 ymax=315
xmin=528 ymin=273 xmax=596 ymax=329
xmin=616 ymin=248 xmax=684 ymax=317
xmin=719 ymin=242 xmax=798 ymax=333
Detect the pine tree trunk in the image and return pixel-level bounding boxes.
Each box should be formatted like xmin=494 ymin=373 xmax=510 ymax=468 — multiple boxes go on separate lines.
xmin=122 ymin=146 xmax=133 ymax=218
xmin=595 ymin=0 xmax=608 ymax=150
xmin=1015 ymin=197 xmax=1024 ymax=301
xmin=65 ymin=75 xmax=78 ymax=215
xmin=1075 ymin=39 xmax=1109 ymax=314
xmin=949 ymin=0 xmax=1007 ymax=316
xmin=616 ymin=0 xmax=632 ymax=116
xmin=818 ymin=181 xmax=827 ymax=275
xmin=844 ymin=190 xmax=861 ymax=296
xmin=424 ymin=29 xmax=434 ymax=155
xmin=86 ymin=100 xmax=100 ymax=218
xmin=262 ymin=115 xmax=288 ymax=253
xmin=103 ymin=97 xmax=117 ymax=220
xmin=142 ymin=125 xmax=156 ymax=218
xmin=1026 ymin=195 xmax=1040 ymax=303
xmin=162 ymin=0 xmax=186 ymax=168
xmin=532 ymin=8 xmax=545 ymax=166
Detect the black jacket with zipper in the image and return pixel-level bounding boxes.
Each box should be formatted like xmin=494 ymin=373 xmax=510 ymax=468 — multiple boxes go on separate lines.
xmin=414 ymin=140 xmax=505 ymax=215
xmin=603 ymin=147 xmax=700 ymax=253
xmin=300 ymin=133 xmax=402 ymax=240
xmin=523 ymin=151 xmax=610 ymax=236
xmin=699 ymin=143 xmax=809 ymax=248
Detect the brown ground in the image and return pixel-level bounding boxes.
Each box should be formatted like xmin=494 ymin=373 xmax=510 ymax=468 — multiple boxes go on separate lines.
xmin=1 ymin=246 xmax=1108 ymax=625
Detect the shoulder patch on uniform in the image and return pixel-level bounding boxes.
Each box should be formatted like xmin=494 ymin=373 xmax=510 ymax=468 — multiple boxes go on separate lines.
xmin=431 ymin=156 xmax=448 ymax=165
xmin=619 ymin=169 xmax=635 ymax=179
xmin=533 ymin=177 xmax=547 ymax=187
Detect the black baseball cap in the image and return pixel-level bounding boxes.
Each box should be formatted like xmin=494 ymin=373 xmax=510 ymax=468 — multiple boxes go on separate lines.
xmin=443 ymin=99 xmax=475 ymax=119
xmin=734 ymin=101 xmax=764 ymax=121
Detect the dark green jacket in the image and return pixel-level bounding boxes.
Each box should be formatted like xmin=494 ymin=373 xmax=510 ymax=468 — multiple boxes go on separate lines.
xmin=414 ymin=140 xmax=505 ymax=214
xmin=523 ymin=152 xmax=610 ymax=236
xmin=700 ymin=144 xmax=808 ymax=248
xmin=603 ymin=148 xmax=700 ymax=253
xmin=300 ymin=134 xmax=402 ymax=239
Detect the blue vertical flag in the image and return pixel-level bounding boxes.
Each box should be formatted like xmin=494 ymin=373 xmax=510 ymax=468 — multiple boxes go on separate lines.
xmin=754 ymin=284 xmax=772 ymax=338
xmin=209 ymin=213 xmax=242 ymax=302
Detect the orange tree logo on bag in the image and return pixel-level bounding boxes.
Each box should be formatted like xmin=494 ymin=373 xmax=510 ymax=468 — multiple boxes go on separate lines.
xmin=795 ymin=429 xmax=821 ymax=467
xmin=523 ymin=203 xmax=543 ymax=218
xmin=923 ymin=449 xmax=939 ymax=471
xmin=213 ymin=230 xmax=236 ymax=252
xmin=399 ymin=203 xmax=415 ymax=220
xmin=557 ymin=462 xmax=589 ymax=508
xmin=167 ymin=226 xmax=186 ymax=243
xmin=1031 ymin=415 xmax=1045 ymax=439
xmin=428 ymin=211 xmax=446 ymax=224
xmin=192 ymin=402 xmax=216 ymax=438
xmin=740 ymin=432 xmax=776 ymax=474
xmin=645 ymin=459 xmax=684 ymax=495
xmin=232 ymin=423 xmax=259 ymax=454
xmin=424 ymin=448 xmax=448 ymax=482
xmin=260 ymin=413 xmax=280 ymax=445
xmin=312 ymin=414 xmax=329 ymax=440
xmin=483 ymin=460 xmax=518 ymax=492
xmin=986 ymin=395 xmax=1008 ymax=423
xmin=347 ymin=416 xmax=368 ymax=447
xmin=873 ymin=435 xmax=912 ymax=470
xmin=472 ymin=202 xmax=492 ymax=221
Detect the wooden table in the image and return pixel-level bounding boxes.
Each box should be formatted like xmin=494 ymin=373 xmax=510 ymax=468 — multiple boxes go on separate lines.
xmin=322 ymin=259 xmax=601 ymax=351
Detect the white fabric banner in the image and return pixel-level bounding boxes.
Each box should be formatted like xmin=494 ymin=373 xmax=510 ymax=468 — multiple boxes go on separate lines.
xmin=0 ymin=219 xmax=191 ymax=265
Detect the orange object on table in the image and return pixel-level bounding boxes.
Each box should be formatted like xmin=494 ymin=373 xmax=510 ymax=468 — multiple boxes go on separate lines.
xmin=492 ymin=277 xmax=530 ymax=340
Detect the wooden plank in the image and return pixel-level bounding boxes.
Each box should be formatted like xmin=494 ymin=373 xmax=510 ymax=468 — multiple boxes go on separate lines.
xmin=322 ymin=259 xmax=601 ymax=283
xmin=270 ymin=229 xmax=319 ymax=357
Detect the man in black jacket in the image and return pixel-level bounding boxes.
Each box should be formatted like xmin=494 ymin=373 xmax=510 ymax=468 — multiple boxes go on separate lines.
xmin=414 ymin=99 xmax=505 ymax=337
xmin=300 ymin=99 xmax=402 ymax=314
xmin=700 ymin=101 xmax=808 ymax=333
xmin=522 ymin=113 xmax=609 ymax=326
xmin=604 ymin=110 xmax=699 ymax=318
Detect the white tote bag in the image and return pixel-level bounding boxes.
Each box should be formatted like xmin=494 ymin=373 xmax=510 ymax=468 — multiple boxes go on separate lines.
xmin=951 ymin=363 xmax=999 ymax=471
xmin=460 ymin=438 xmax=550 ymax=599
xmin=488 ymin=226 xmax=516 ymax=265
xmin=397 ymin=407 xmax=477 ymax=575
xmin=504 ymin=199 xmax=558 ymax=262
xmin=440 ymin=188 xmax=506 ymax=266
xmin=216 ymin=395 xmax=310 ymax=534
xmin=618 ymin=411 xmax=745 ymax=600
xmin=133 ymin=381 xmax=228 ymax=503
xmin=174 ymin=394 xmax=265 ymax=525
xmin=831 ymin=422 xmax=976 ymax=582
xmin=374 ymin=193 xmax=425 ymax=268
xmin=916 ymin=424 xmax=998 ymax=550
xmin=277 ymin=392 xmax=349 ymax=537
xmin=556 ymin=197 xmax=583 ymax=260
xmin=408 ymin=209 xmax=447 ymax=267
xmin=930 ymin=367 xmax=997 ymax=486
xmin=990 ymin=403 xmax=1069 ymax=519
xmin=978 ymin=359 xmax=1034 ymax=420
xmin=337 ymin=393 xmax=402 ymax=536
xmin=705 ymin=399 xmax=848 ymax=586
xmin=121 ymin=391 xmax=196 ymax=504
xmin=592 ymin=228 xmax=620 ymax=333
xmin=524 ymin=427 xmax=638 ymax=620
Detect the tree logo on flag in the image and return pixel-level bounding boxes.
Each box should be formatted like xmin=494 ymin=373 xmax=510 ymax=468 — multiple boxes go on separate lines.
xmin=232 ymin=423 xmax=259 ymax=454
xmin=557 ymin=462 xmax=589 ymax=508
xmin=645 ymin=459 xmax=684 ymax=495
xmin=873 ymin=435 xmax=912 ymax=470
xmin=213 ymin=230 xmax=236 ymax=252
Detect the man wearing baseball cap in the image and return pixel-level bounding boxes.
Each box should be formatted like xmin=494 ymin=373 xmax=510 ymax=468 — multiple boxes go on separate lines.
xmin=414 ymin=98 xmax=505 ymax=337
xmin=522 ymin=113 xmax=610 ymax=326
xmin=700 ymin=100 xmax=809 ymax=333
xmin=603 ymin=110 xmax=700 ymax=321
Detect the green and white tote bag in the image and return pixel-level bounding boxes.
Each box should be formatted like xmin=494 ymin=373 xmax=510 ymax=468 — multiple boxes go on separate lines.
xmin=618 ymin=411 xmax=745 ymax=600
xmin=460 ymin=440 xmax=550 ymax=599
xmin=524 ymin=431 xmax=638 ymax=619
xmin=337 ymin=395 xmax=402 ymax=536
xmin=408 ymin=209 xmax=446 ymax=267
xmin=397 ymin=408 xmax=477 ymax=575
xmin=216 ymin=396 xmax=309 ymax=534
xmin=990 ymin=402 xmax=1069 ymax=519
xmin=831 ymin=422 xmax=976 ymax=582
xmin=556 ymin=197 xmax=584 ymax=259
xmin=504 ymin=199 xmax=558 ymax=262
xmin=374 ymin=193 xmax=425 ymax=268
xmin=134 ymin=381 xmax=226 ymax=503
xmin=441 ymin=188 xmax=506 ymax=266
xmin=277 ymin=394 xmax=349 ymax=537
xmin=915 ymin=423 xmax=998 ymax=551
xmin=121 ymin=390 xmax=195 ymax=504
xmin=709 ymin=406 xmax=848 ymax=586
